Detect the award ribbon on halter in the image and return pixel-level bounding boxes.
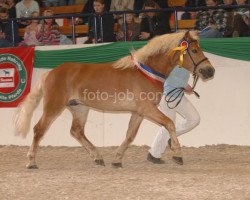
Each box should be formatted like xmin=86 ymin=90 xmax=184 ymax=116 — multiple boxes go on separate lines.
xmin=168 ymin=40 xmax=189 ymax=67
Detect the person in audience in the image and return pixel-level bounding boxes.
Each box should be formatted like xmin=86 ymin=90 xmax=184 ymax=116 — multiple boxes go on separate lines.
xmin=0 ymin=7 xmax=20 ymax=47
xmin=16 ymin=0 xmax=40 ymax=27
xmin=116 ymin=11 xmax=140 ymax=41
xmin=231 ymin=0 xmax=249 ymax=37
xmin=36 ymin=10 xmax=61 ymax=45
xmin=110 ymin=0 xmax=134 ymax=22
xmin=181 ymin=0 xmax=206 ymax=20
xmin=195 ymin=0 xmax=227 ymax=38
xmin=0 ymin=0 xmax=9 ymax=8
xmin=78 ymin=0 xmax=111 ymax=24
xmin=139 ymin=0 xmax=170 ymax=41
xmin=6 ymin=0 xmax=16 ymax=18
xmin=85 ymin=0 xmax=115 ymax=43
xmin=233 ymin=10 xmax=250 ymax=37
xmin=222 ymin=0 xmax=235 ymax=37
xmin=18 ymin=11 xmax=41 ymax=46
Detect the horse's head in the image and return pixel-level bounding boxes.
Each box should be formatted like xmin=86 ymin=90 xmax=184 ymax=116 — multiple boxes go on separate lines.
xmin=171 ymin=31 xmax=215 ymax=80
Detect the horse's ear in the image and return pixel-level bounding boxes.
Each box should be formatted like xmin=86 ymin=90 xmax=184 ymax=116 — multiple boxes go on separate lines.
xmin=184 ymin=30 xmax=190 ymax=40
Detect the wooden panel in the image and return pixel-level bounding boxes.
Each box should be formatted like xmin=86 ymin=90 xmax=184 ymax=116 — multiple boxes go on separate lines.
xmin=40 ymin=4 xmax=84 ymax=15
xmin=168 ymin=0 xmax=186 ymax=7
xmin=19 ymin=24 xmax=118 ymax=37
xmin=170 ymin=19 xmax=196 ymax=29
xmin=58 ymin=25 xmax=88 ymax=35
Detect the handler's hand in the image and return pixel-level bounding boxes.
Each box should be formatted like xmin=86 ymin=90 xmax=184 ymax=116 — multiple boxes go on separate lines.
xmin=184 ymin=84 xmax=193 ymax=94
xmin=139 ymin=32 xmax=150 ymax=40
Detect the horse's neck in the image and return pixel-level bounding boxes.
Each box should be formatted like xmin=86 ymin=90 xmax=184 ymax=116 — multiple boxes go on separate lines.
xmin=145 ymin=54 xmax=175 ymax=77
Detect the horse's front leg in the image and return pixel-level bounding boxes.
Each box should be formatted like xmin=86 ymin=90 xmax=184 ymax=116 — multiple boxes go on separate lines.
xmin=112 ymin=112 xmax=143 ymax=168
xmin=142 ymin=103 xmax=183 ymax=164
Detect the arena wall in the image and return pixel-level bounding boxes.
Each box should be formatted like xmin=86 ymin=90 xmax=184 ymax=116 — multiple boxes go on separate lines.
xmin=1 ymin=52 xmax=250 ymax=147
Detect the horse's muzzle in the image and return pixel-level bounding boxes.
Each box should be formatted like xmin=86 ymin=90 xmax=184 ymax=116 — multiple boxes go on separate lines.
xmin=199 ymin=67 xmax=215 ymax=79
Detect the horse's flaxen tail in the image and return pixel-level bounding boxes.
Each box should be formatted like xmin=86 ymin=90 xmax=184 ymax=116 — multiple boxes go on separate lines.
xmin=14 ymin=72 xmax=49 ymax=138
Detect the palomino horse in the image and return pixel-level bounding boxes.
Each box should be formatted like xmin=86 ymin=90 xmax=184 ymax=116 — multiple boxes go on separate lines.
xmin=14 ymin=31 xmax=215 ymax=169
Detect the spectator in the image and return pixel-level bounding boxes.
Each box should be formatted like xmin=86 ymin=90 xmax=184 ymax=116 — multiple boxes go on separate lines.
xmin=116 ymin=11 xmax=140 ymax=41
xmin=36 ymin=10 xmax=61 ymax=45
xmin=139 ymin=0 xmax=170 ymax=41
xmin=0 ymin=7 xmax=20 ymax=47
xmin=195 ymin=0 xmax=227 ymax=38
xmin=0 ymin=0 xmax=8 ymax=8
xmin=78 ymin=0 xmax=111 ymax=24
xmin=110 ymin=0 xmax=134 ymax=22
xmin=233 ymin=10 xmax=250 ymax=37
xmin=222 ymin=0 xmax=236 ymax=37
xmin=6 ymin=0 xmax=16 ymax=18
xmin=16 ymin=0 xmax=40 ymax=28
xmin=181 ymin=0 xmax=206 ymax=20
xmin=85 ymin=0 xmax=115 ymax=43
xmin=18 ymin=11 xmax=40 ymax=46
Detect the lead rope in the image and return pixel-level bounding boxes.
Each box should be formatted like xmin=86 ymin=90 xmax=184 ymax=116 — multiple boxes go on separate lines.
xmin=165 ymin=73 xmax=200 ymax=109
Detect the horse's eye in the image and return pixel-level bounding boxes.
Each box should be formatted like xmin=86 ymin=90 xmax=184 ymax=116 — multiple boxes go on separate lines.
xmin=192 ymin=49 xmax=198 ymax=54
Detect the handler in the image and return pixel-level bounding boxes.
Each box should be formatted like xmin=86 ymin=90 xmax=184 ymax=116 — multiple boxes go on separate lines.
xmin=147 ymin=65 xmax=200 ymax=164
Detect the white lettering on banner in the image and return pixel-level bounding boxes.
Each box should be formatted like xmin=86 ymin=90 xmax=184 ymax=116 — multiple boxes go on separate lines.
xmin=0 ymin=95 xmax=7 ymax=100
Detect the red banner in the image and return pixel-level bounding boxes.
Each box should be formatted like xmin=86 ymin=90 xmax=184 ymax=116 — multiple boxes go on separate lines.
xmin=0 ymin=47 xmax=34 ymax=107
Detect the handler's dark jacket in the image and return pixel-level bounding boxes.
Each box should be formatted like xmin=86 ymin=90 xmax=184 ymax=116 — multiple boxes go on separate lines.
xmin=87 ymin=11 xmax=115 ymax=43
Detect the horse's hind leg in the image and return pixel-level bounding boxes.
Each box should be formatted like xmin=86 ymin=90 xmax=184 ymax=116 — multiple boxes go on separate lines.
xmin=68 ymin=103 xmax=104 ymax=166
xmin=112 ymin=112 xmax=143 ymax=168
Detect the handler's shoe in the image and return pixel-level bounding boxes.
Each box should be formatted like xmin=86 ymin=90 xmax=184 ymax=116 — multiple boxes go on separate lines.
xmin=147 ymin=153 xmax=165 ymax=164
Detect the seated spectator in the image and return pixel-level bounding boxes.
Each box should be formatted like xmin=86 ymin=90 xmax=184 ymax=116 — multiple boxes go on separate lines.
xmin=0 ymin=0 xmax=8 ymax=8
xmin=232 ymin=0 xmax=249 ymax=37
xmin=116 ymin=11 xmax=140 ymax=41
xmin=85 ymin=0 xmax=115 ymax=43
xmin=78 ymin=0 xmax=111 ymax=24
xmin=16 ymin=0 xmax=40 ymax=28
xmin=181 ymin=0 xmax=206 ymax=20
xmin=195 ymin=0 xmax=227 ymax=38
xmin=0 ymin=7 xmax=20 ymax=48
xmin=18 ymin=11 xmax=41 ymax=46
xmin=6 ymin=0 xmax=16 ymax=18
xmin=233 ymin=10 xmax=250 ymax=37
xmin=36 ymin=10 xmax=61 ymax=45
xmin=139 ymin=0 xmax=170 ymax=41
xmin=222 ymin=0 xmax=236 ymax=37
xmin=110 ymin=0 xmax=134 ymax=22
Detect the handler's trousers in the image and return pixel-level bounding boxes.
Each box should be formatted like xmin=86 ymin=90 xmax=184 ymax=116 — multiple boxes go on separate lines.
xmin=149 ymin=95 xmax=200 ymax=158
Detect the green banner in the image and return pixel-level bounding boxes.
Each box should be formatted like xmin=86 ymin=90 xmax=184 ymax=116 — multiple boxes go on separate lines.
xmin=34 ymin=38 xmax=250 ymax=69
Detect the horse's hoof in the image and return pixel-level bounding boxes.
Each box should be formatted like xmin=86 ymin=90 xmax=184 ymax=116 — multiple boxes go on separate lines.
xmin=95 ymin=159 xmax=105 ymax=166
xmin=172 ymin=156 xmax=183 ymax=165
xmin=112 ymin=163 xmax=122 ymax=168
xmin=26 ymin=164 xmax=38 ymax=169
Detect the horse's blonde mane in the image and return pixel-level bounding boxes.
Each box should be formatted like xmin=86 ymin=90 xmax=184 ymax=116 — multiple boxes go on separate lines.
xmin=113 ymin=31 xmax=199 ymax=69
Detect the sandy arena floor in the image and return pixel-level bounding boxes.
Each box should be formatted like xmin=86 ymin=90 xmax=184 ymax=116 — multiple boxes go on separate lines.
xmin=0 ymin=145 xmax=250 ymax=200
